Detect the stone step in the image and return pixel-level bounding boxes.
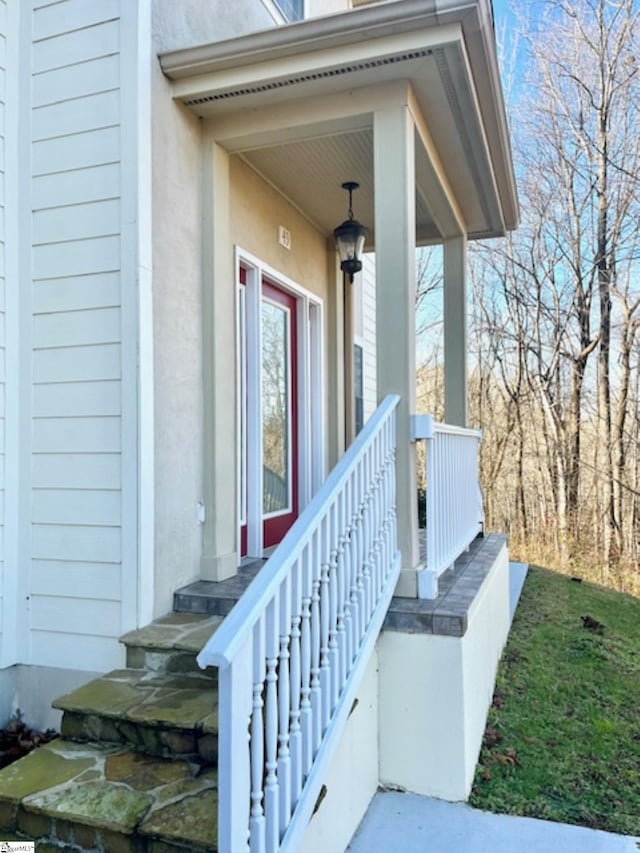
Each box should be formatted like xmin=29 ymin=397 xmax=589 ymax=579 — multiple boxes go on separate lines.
xmin=173 ymin=559 xmax=264 ymax=616
xmin=53 ymin=668 xmax=218 ymax=765
xmin=0 ymin=738 xmax=217 ymax=852
xmin=121 ymin=612 xmax=224 ymax=679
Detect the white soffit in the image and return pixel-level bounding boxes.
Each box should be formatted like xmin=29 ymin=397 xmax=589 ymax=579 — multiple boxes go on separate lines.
xmin=159 ymin=0 xmax=519 ymax=240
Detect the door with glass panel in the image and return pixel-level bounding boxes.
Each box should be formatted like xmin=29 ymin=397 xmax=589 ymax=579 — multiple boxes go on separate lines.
xmin=239 ymin=268 xmax=299 ymax=557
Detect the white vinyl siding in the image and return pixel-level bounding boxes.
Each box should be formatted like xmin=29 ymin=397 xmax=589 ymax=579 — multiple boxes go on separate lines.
xmin=0 ymin=0 xmax=5 ymax=654
xmin=27 ymin=0 xmax=130 ymax=671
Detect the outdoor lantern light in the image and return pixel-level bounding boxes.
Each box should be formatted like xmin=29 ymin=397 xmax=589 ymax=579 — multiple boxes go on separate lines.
xmin=333 ymin=181 xmax=368 ymax=283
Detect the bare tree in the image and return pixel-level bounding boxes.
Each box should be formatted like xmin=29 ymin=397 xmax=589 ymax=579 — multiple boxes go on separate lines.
xmin=424 ymin=0 xmax=640 ymax=591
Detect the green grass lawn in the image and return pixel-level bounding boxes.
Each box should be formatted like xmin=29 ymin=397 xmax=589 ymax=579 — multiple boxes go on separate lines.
xmin=468 ymin=565 xmax=640 ymax=836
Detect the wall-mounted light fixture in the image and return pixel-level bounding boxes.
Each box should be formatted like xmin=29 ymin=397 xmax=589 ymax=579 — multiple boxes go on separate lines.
xmin=333 ymin=181 xmax=368 ymax=283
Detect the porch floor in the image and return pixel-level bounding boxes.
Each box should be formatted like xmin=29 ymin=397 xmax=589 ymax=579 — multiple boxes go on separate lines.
xmin=384 ymin=533 xmax=506 ymax=637
xmin=173 ymin=534 xmax=507 ymax=638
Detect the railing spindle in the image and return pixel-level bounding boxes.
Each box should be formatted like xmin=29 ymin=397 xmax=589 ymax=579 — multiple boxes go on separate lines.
xmin=278 ymin=580 xmax=292 ymax=834
xmin=197 ymin=396 xmax=402 ymax=852
xmin=309 ymin=531 xmax=322 ymax=757
xmin=265 ymin=600 xmax=280 ymax=852
xmin=289 ymin=565 xmax=302 ymax=802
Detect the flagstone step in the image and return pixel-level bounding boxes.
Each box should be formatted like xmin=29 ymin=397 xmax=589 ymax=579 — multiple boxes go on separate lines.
xmin=0 ymin=738 xmax=217 ymax=852
xmin=120 ymin=612 xmax=223 ymax=679
xmin=53 ymin=668 xmax=218 ymax=764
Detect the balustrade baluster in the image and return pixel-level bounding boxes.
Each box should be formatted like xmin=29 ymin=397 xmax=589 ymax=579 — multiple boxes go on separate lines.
xmin=373 ymin=440 xmax=384 ymax=599
xmin=249 ymin=621 xmax=266 ymax=853
xmin=309 ymin=530 xmax=322 ymax=757
xmin=278 ymin=579 xmax=292 ymax=835
xmin=328 ymin=502 xmax=340 ymax=711
xmin=354 ymin=460 xmax=368 ymax=632
xmin=363 ymin=450 xmax=376 ymax=600
xmin=335 ymin=490 xmax=349 ymax=687
xmin=300 ymin=544 xmax=313 ymax=776
xmin=384 ymin=442 xmax=393 ymax=578
xmin=344 ymin=478 xmax=362 ymax=660
xmin=319 ymin=517 xmax=332 ymax=731
xmin=390 ymin=444 xmax=397 ymax=562
xmin=264 ymin=600 xmax=280 ymax=853
xmin=289 ymin=569 xmax=303 ymax=803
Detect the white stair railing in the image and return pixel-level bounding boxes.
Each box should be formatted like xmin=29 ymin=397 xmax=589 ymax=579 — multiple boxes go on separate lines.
xmin=198 ymin=395 xmax=401 ymax=853
xmin=412 ymin=414 xmax=483 ymax=599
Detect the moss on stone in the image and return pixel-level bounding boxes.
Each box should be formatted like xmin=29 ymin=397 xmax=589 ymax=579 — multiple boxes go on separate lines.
xmin=105 ymin=752 xmax=193 ymax=790
xmin=0 ymin=745 xmax=95 ymax=802
xmin=26 ymin=780 xmax=152 ymax=833
xmin=140 ymin=787 xmax=218 ymax=847
xmin=127 ymin=687 xmax=215 ymax=728
xmin=53 ymin=676 xmax=145 ymax=717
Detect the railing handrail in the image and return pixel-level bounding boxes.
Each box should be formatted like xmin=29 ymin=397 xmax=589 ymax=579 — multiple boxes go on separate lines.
xmin=198 ymin=393 xmax=401 ymax=671
xmin=411 ymin=413 xmax=481 ymax=441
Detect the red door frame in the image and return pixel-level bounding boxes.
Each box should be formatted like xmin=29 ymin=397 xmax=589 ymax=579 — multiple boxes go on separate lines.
xmin=262 ymin=281 xmax=299 ymax=549
xmin=239 ymin=268 xmax=299 ymax=556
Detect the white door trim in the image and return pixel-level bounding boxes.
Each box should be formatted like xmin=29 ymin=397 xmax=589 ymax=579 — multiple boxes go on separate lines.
xmin=235 ymin=247 xmax=324 ymax=560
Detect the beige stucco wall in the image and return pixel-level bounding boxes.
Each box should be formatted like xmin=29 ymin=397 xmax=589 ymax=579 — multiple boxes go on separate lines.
xmin=230 ymin=156 xmax=343 ymax=470
xmin=229 ymin=156 xmax=332 ymax=304
xmin=149 ymin=0 xmax=295 ymax=615
xmin=150 ymin=105 xmax=341 ymax=610
xmin=151 ymin=49 xmax=205 ymax=618
xmin=152 ymin=0 xmax=277 ymax=53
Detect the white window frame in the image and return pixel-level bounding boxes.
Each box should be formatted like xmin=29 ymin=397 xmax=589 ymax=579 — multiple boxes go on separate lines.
xmin=261 ymin=292 xmax=294 ymax=520
xmin=260 ymin=0 xmax=305 ymax=24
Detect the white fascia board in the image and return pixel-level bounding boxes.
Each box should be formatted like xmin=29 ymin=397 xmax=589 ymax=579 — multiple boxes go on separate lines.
xmin=160 ymin=0 xmax=448 ymax=78
xmin=168 ymin=24 xmax=462 ymax=106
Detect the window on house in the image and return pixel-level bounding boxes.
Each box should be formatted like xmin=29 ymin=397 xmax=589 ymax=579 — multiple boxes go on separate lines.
xmin=354 ymin=343 xmax=364 ymax=435
xmin=274 ymin=0 xmax=304 ymax=21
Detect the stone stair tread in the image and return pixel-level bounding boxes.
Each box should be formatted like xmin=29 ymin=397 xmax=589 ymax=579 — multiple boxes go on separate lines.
xmin=120 ymin=612 xmax=224 ymax=655
xmin=52 ymin=668 xmax=218 ymax=733
xmin=0 ymin=739 xmax=216 ymax=850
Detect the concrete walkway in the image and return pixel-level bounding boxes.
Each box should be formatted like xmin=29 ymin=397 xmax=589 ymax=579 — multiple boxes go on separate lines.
xmin=348 ymin=791 xmax=640 ymax=853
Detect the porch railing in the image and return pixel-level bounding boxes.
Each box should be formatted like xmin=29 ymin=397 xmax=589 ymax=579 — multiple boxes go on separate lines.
xmin=412 ymin=415 xmax=483 ymax=599
xmin=198 ymin=395 xmax=401 ymax=853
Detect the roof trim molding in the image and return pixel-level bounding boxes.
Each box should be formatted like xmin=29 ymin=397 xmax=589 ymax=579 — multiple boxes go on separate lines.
xmin=160 ymin=0 xmax=483 ymax=80
xmin=159 ymin=0 xmax=518 ymax=231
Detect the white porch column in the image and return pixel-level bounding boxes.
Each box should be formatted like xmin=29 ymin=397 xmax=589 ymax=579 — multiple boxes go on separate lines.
xmin=443 ymin=235 xmax=468 ymax=427
xmin=201 ymin=141 xmax=238 ymax=580
xmin=374 ymin=103 xmax=421 ymax=597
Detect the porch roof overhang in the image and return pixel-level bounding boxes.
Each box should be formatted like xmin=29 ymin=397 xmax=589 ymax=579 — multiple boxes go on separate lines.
xmin=159 ymin=0 xmax=519 ymax=246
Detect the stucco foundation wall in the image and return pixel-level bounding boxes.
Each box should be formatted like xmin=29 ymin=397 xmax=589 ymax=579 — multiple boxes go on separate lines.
xmin=0 ymin=664 xmax=101 ymax=731
xmin=462 ymin=542 xmax=510 ymax=772
xmin=378 ymin=540 xmax=510 ymax=802
xmin=300 ymin=648 xmax=379 ymax=853
xmin=0 ymin=670 xmax=12 ymax=729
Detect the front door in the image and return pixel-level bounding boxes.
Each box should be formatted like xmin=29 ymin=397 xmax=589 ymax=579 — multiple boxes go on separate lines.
xmin=261 ymin=282 xmax=299 ymax=548
xmin=239 ymin=265 xmax=304 ymax=558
